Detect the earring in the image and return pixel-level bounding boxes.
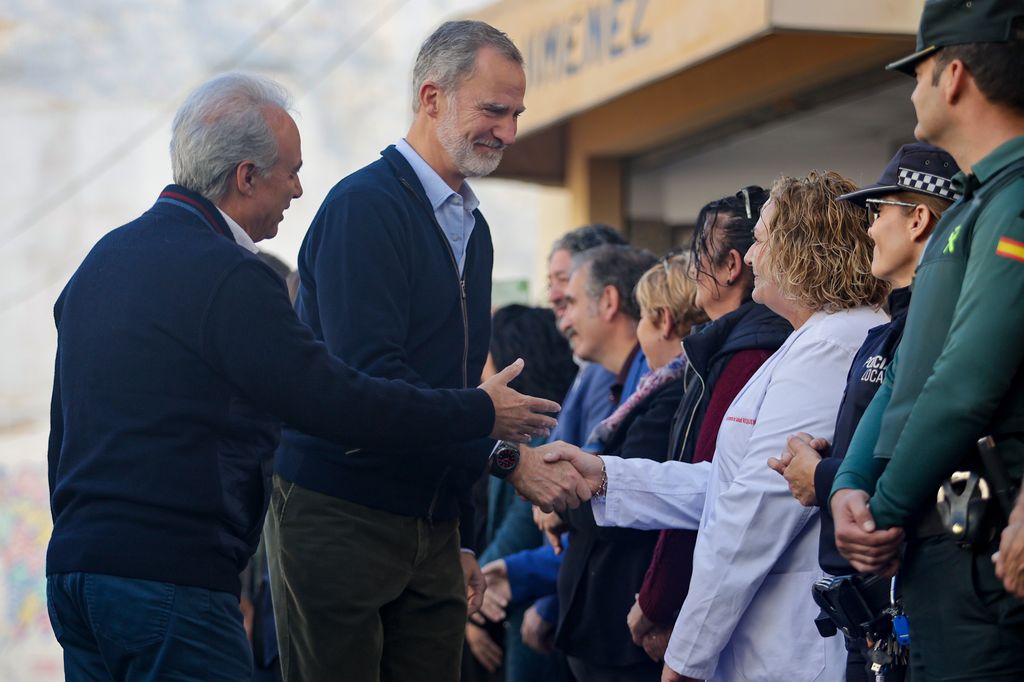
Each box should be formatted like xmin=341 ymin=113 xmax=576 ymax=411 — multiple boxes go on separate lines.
xmin=725 ymin=278 xmax=734 ymax=286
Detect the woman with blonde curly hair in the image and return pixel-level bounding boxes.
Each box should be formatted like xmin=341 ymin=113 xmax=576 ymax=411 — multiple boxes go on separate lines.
xmin=539 ymin=170 xmax=888 ymax=682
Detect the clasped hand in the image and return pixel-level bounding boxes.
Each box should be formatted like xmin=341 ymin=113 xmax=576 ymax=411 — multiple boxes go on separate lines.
xmin=767 ymin=432 xmax=827 ymax=507
xmin=830 ymin=489 xmax=904 ymax=576
xmin=770 ymin=432 xmax=904 ymax=575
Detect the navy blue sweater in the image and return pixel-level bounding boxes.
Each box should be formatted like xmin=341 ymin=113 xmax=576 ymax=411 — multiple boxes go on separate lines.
xmin=47 ymin=185 xmax=494 ymax=595
xmin=815 ymin=287 xmax=911 ymax=575
xmin=276 ymin=147 xmax=493 ymax=536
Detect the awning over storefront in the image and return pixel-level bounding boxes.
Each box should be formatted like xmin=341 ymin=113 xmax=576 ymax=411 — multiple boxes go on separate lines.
xmin=471 ymin=0 xmax=922 ymax=192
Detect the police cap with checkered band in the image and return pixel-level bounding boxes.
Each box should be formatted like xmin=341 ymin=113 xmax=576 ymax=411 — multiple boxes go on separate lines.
xmin=838 ymin=143 xmax=961 ymax=207
xmin=886 ymin=0 xmax=1024 ymax=76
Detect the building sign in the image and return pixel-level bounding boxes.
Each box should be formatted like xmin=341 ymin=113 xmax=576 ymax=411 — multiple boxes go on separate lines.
xmin=523 ymin=0 xmax=652 ymax=88
xmin=471 ymin=0 xmax=923 ymax=136
xmin=474 ymin=0 xmax=770 ymax=134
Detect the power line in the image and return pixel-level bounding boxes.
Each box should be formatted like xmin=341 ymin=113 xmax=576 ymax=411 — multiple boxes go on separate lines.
xmin=1 ymin=0 xmax=313 ymax=247
xmin=0 ymin=0 xmax=410 ymax=314
xmin=299 ymin=0 xmax=412 ymax=95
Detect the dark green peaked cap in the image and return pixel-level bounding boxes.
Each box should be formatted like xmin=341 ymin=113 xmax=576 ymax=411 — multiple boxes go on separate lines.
xmin=887 ymin=0 xmax=1024 ymax=75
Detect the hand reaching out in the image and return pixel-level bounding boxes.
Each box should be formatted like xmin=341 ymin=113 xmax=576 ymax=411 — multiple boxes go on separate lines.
xmin=480 ymin=359 xmax=560 ymax=443
xmin=532 ymin=505 xmax=567 ymax=554
xmin=520 ymin=603 xmax=555 ymax=654
xmin=477 ymin=559 xmax=511 ymax=623
xmin=461 ymin=552 xmax=486 ymax=616
xmin=465 ymin=621 xmax=503 ymax=672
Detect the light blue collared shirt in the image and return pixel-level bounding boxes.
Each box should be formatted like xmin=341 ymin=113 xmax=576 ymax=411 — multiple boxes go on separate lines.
xmin=395 ymin=138 xmax=479 ymax=274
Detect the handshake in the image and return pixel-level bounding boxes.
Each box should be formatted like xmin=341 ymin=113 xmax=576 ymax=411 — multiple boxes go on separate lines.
xmin=502 ymin=440 xmax=607 ymax=513
xmin=476 ymin=360 xmax=607 ymax=512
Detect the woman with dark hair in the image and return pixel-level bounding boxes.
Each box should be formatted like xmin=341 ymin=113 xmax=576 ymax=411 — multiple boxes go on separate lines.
xmin=464 ymin=305 xmax=578 ymax=682
xmin=624 ymin=188 xmax=792 ymax=661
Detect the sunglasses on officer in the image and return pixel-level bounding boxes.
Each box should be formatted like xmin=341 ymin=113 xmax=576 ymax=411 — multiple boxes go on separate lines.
xmin=864 ymin=197 xmax=930 ymax=225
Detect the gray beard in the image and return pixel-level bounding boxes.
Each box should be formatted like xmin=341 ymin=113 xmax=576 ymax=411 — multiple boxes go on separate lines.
xmin=437 ymin=107 xmax=504 ymax=178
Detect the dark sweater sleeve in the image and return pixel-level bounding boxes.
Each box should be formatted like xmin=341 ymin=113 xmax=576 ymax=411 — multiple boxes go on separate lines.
xmin=303 ymin=184 xmax=492 ymax=476
xmin=637 ymin=349 xmax=772 ymax=625
xmin=457 ymin=470 xmax=479 ymax=553
xmin=47 ymin=346 xmax=63 ymax=504
xmin=304 ymin=188 xmax=433 ymax=388
xmin=637 ymin=528 xmax=698 ymax=626
xmin=203 ymin=260 xmax=494 ymax=450
xmin=814 ymin=456 xmax=842 ymax=511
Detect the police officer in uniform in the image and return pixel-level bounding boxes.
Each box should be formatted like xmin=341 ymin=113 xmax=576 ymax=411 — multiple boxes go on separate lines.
xmin=830 ymin=0 xmax=1024 ymax=678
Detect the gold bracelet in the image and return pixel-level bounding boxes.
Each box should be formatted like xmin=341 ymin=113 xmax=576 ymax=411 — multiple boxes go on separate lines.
xmin=593 ymin=461 xmax=608 ymax=498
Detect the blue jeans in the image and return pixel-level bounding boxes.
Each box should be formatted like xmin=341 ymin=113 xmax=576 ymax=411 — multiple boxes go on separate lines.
xmin=47 ymin=572 xmax=252 ymax=681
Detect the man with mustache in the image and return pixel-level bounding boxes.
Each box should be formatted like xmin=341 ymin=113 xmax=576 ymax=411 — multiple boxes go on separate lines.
xmin=266 ymin=20 xmax=579 ymax=682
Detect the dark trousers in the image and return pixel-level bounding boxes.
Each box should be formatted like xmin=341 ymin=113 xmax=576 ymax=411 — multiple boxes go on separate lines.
xmin=903 ymin=534 xmax=1024 ymax=681
xmin=46 ymin=572 xmax=251 ymax=681
xmin=264 ymin=475 xmax=466 ymax=682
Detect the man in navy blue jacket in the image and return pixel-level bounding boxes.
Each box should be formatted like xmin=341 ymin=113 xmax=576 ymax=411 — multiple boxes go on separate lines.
xmin=46 ymin=72 xmax=567 ymax=682
xmin=267 ymin=19 xmax=586 ymax=682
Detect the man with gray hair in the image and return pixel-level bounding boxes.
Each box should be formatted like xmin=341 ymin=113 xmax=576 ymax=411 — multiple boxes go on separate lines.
xmin=45 ymin=72 xmax=562 ymax=681
xmin=554 ymin=243 xmax=663 ymax=680
xmin=267 ymin=19 xmax=582 ymax=682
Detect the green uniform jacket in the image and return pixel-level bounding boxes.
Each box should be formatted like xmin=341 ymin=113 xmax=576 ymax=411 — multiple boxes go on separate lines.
xmin=833 ymin=135 xmax=1024 ymax=529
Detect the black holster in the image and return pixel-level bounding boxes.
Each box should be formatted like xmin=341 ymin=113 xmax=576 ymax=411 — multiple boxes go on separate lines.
xmin=811 ymin=574 xmax=892 ymax=641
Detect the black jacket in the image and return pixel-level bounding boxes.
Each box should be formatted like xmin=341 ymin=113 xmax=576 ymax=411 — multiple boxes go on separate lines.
xmin=275 ymin=146 xmax=494 ymax=538
xmin=555 ymin=375 xmax=686 ymax=667
xmin=667 ymin=301 xmax=792 ymax=462
xmin=816 ymin=287 xmax=910 ymax=575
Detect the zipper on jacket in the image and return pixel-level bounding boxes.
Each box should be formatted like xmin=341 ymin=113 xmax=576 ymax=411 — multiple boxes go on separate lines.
xmin=675 ymin=345 xmax=706 ymax=461
xmin=399 ymin=177 xmax=472 ymax=524
xmin=399 ymin=177 xmax=470 ymax=388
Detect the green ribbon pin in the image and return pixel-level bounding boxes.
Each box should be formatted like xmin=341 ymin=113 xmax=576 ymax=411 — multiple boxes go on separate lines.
xmin=944 ymin=224 xmax=962 ymax=254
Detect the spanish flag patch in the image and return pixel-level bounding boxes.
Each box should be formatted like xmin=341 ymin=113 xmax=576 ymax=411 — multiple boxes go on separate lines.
xmin=996 ymin=236 xmax=1024 ymax=263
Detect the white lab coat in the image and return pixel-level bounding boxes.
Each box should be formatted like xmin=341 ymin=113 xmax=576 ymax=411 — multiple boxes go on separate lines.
xmin=594 ymin=306 xmax=888 ymax=682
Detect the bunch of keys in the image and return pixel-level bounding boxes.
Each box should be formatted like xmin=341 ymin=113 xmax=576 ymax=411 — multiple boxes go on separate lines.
xmin=867 ymin=576 xmax=911 ymax=681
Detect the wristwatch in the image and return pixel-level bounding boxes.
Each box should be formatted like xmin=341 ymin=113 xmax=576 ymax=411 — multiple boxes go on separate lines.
xmin=488 ymin=440 xmax=520 ymax=479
